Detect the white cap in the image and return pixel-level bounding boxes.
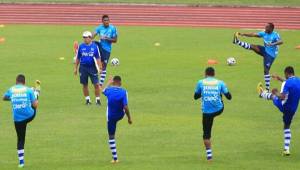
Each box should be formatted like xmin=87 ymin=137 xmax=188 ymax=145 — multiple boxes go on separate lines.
xmin=82 ymin=31 xmax=92 ymax=38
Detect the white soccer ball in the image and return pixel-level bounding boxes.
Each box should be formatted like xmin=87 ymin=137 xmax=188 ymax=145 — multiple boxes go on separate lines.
xmin=111 ymin=58 xmax=120 ymax=66
xmin=227 ymin=57 xmax=236 ymax=66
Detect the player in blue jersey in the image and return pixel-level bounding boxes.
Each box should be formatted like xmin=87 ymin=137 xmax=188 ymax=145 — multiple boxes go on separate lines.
xmin=3 ymin=74 xmax=40 ymax=168
xmin=74 ymin=31 xmax=102 ymax=105
xmin=194 ymin=67 xmax=232 ymax=161
xmin=92 ymin=15 xmax=118 ymax=87
xmin=257 ymin=66 xmax=300 ymax=156
xmin=102 ymin=76 xmax=132 ymax=163
xmin=233 ymin=23 xmax=283 ymax=92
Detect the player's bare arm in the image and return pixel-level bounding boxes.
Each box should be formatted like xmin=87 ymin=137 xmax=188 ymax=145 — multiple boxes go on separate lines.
xmin=239 ymin=32 xmax=260 ymax=37
xmin=267 ymin=40 xmax=283 ymax=46
xmin=96 ymin=58 xmax=103 ymax=72
xmin=92 ymin=32 xmax=98 ymax=39
xmin=32 ymin=100 xmax=39 ymax=108
xmin=124 ymin=106 xmax=132 ymax=124
xmin=272 ymin=74 xmax=285 ymax=82
xmin=101 ymin=36 xmax=117 ymax=43
xmin=74 ymin=58 xmax=80 ymax=75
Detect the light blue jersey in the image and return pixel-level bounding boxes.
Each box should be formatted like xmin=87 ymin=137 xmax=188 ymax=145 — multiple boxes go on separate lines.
xmin=4 ymin=84 xmax=37 ymax=122
xmin=95 ymin=24 xmax=118 ymax=53
xmin=258 ymin=31 xmax=281 ymax=58
xmin=195 ymin=77 xmax=229 ymax=114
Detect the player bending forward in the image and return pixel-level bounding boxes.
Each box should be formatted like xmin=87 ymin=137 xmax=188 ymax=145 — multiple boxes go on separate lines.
xmin=3 ymin=74 xmax=41 ymax=168
xmin=258 ymin=66 xmax=300 ymax=156
xmin=194 ymin=67 xmax=232 ymax=161
xmin=233 ymin=23 xmax=283 ymax=92
xmin=103 ymin=76 xmax=132 ymax=163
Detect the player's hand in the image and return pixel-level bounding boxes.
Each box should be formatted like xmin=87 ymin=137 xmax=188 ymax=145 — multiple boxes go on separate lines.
xmin=74 ymin=69 xmax=78 ymax=76
xmin=272 ymin=74 xmax=281 ymax=81
xmin=107 ymin=76 xmax=114 ymax=85
xmin=128 ymin=118 xmax=132 ymax=125
xmin=271 ymin=88 xmax=279 ymax=95
xmin=266 ymin=43 xmax=273 ymax=46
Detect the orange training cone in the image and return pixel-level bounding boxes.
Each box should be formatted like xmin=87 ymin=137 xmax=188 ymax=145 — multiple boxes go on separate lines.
xmin=207 ymin=59 xmax=218 ymax=65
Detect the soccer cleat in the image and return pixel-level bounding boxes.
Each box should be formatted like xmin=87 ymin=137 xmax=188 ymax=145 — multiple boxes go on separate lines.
xmin=33 ymin=80 xmax=41 ymax=99
xmin=35 ymin=80 xmax=41 ymax=91
xmin=233 ymin=32 xmax=240 ymax=44
xmin=282 ymin=150 xmax=291 ymax=156
xmin=18 ymin=164 xmax=24 ymax=168
xmin=111 ymin=159 xmax=119 ymax=164
xmin=85 ymin=99 xmax=92 ymax=105
xmin=257 ymin=82 xmax=264 ymax=97
xmin=96 ymin=99 xmax=101 ymax=106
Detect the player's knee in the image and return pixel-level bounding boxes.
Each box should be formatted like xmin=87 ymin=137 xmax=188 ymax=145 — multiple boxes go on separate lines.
xmin=109 ymin=135 xmax=115 ymax=139
xmin=203 ymin=133 xmax=211 ymax=140
xmin=94 ymin=84 xmax=100 ymax=89
xmin=264 ymin=68 xmax=270 ymax=75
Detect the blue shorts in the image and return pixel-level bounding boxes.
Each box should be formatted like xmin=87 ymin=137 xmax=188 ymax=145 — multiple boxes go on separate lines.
xmin=107 ymin=115 xmax=124 ymax=136
xmin=273 ymin=97 xmax=296 ymax=126
xmin=258 ymin=46 xmax=275 ymax=70
xmin=94 ymin=41 xmax=111 ymax=69
xmin=79 ymin=65 xmax=99 ymax=85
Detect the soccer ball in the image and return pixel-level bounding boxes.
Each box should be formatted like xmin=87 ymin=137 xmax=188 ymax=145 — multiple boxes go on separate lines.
xmin=111 ymin=58 xmax=120 ymax=66
xmin=227 ymin=57 xmax=236 ymax=66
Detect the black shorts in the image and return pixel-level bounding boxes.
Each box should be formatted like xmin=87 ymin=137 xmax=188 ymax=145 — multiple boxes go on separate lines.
xmin=202 ymin=108 xmax=224 ymax=139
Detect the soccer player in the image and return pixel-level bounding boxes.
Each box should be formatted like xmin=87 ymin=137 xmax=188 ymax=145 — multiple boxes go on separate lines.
xmin=194 ymin=67 xmax=232 ymax=161
xmin=257 ymin=66 xmax=300 ymax=156
xmin=3 ymin=74 xmax=40 ymax=168
xmin=102 ymin=76 xmax=132 ymax=163
xmin=233 ymin=23 xmax=283 ymax=92
xmin=74 ymin=31 xmax=102 ymax=105
xmin=92 ymin=15 xmax=118 ymax=87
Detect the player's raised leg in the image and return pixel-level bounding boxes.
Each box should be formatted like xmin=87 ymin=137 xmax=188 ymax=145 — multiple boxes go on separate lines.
xmin=233 ymin=32 xmax=263 ymax=54
xmin=257 ymin=66 xmax=300 ymax=156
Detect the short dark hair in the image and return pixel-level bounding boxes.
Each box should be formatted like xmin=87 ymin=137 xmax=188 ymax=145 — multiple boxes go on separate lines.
xmin=16 ymin=74 xmax=25 ymax=84
xmin=268 ymin=23 xmax=275 ymax=30
xmin=205 ymin=67 xmax=215 ymax=76
xmin=285 ymin=66 xmax=295 ymax=75
xmin=113 ymin=75 xmax=121 ymax=82
xmin=102 ymin=15 xmax=109 ymax=21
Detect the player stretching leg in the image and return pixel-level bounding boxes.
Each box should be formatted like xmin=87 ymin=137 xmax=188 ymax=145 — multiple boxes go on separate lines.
xmin=233 ymin=23 xmax=283 ymax=92
xmin=194 ymin=67 xmax=232 ymax=161
xmin=92 ymin=15 xmax=118 ymax=87
xmin=102 ymin=76 xmax=132 ymax=163
xmin=3 ymin=74 xmax=40 ymax=168
xmin=257 ymin=66 xmax=300 ymax=156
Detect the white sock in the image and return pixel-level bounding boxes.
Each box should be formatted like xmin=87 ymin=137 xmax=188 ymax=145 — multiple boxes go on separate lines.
xmin=96 ymin=97 xmax=100 ymax=101
xmin=85 ymin=96 xmax=90 ymax=101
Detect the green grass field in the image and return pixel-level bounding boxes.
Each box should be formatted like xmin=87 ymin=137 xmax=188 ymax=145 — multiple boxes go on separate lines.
xmin=1 ymin=0 xmax=300 ymax=7
xmin=0 ymin=25 xmax=300 ymax=170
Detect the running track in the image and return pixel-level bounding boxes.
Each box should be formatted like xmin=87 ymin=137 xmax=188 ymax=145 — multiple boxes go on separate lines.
xmin=0 ymin=4 xmax=300 ymax=29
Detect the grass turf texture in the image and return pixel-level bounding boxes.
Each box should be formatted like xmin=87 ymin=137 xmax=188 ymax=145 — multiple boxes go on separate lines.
xmin=0 ymin=25 xmax=300 ymax=170
xmin=1 ymin=0 xmax=300 ymax=7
